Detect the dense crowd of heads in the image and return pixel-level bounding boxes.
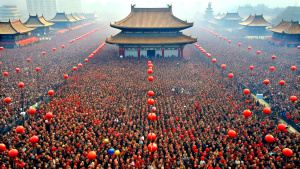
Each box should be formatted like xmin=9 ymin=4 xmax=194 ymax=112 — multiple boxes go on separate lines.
xmin=0 ymin=22 xmax=299 ymax=169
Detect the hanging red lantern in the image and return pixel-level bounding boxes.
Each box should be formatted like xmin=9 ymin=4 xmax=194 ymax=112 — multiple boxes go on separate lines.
xmin=270 ymin=66 xmax=275 ymax=71
xmin=228 ymin=130 xmax=236 ymax=138
xmin=147 ymin=98 xmax=155 ymax=105
xmin=30 ymin=136 xmax=39 ymax=143
xmin=257 ymin=51 xmax=261 ymax=55
xmin=0 ymin=47 xmax=3 ymax=50
xmin=0 ymin=144 xmax=6 ymax=152
xmin=15 ymin=68 xmax=20 ymax=72
xmin=243 ymin=89 xmax=250 ymax=95
xmin=148 ymin=143 xmax=158 ymax=152
xmin=249 ymin=65 xmax=254 ymax=70
xmin=42 ymin=52 xmax=46 ymax=55
xmin=78 ymin=64 xmax=82 ymax=68
xmin=48 ymin=90 xmax=54 ymax=96
xmin=243 ymin=110 xmax=252 ymax=118
xmin=62 ymin=45 xmax=65 ymax=48
xmin=277 ymin=124 xmax=286 ymax=131
xmin=4 ymin=97 xmax=11 ymax=104
xmin=272 ymin=55 xmax=276 ymax=59
xmin=3 ymin=72 xmax=8 ymax=76
xmin=64 ymin=74 xmax=68 ymax=79
xmin=228 ymin=40 xmax=231 ymax=43
xmin=279 ymin=80 xmax=285 ymax=86
xmin=238 ymin=43 xmax=241 ymax=46
xmin=221 ymin=64 xmax=226 ymax=69
xmin=212 ymin=58 xmax=216 ymax=63
xmin=18 ymin=82 xmax=24 ymax=88
xmin=147 ymin=91 xmax=154 ymax=97
xmin=45 ymin=112 xmax=53 ymax=118
xmin=263 ymin=108 xmax=271 ymax=115
xmin=148 ymin=76 xmax=154 ymax=81
xmin=247 ymin=46 xmax=251 ymax=50
xmin=73 ymin=67 xmax=77 ymax=71
xmin=298 ymin=46 xmax=300 ymax=49
xmin=148 ymin=61 xmax=152 ymax=64
xmin=8 ymin=149 xmax=18 ymax=158
xmin=265 ymin=134 xmax=274 ymax=143
xmin=290 ymin=96 xmax=297 ymax=102
xmin=35 ymin=67 xmax=40 ymax=72
xmin=282 ymin=148 xmax=293 ymax=157
xmin=291 ymin=66 xmax=296 ymax=71
xmin=27 ymin=58 xmax=31 ymax=62
xmin=88 ymin=151 xmax=97 ymax=160
xmin=16 ymin=126 xmax=24 ymax=133
xmin=263 ymin=79 xmax=270 ymax=85
xmin=52 ymin=48 xmax=56 ymax=51
xmin=148 ymin=113 xmax=156 ymax=121
xmin=147 ymin=133 xmax=156 ymax=141
xmin=148 ymin=64 xmax=153 ymax=68
xmin=228 ymin=73 xmax=234 ymax=78
xmin=28 ymin=108 xmax=36 ymax=115
xmin=147 ymin=69 xmax=153 ymax=74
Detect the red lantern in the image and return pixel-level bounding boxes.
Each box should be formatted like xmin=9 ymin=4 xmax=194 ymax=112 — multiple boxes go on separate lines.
xmin=73 ymin=67 xmax=77 ymax=71
xmin=238 ymin=43 xmax=241 ymax=46
xmin=62 ymin=45 xmax=65 ymax=48
xmin=282 ymin=148 xmax=293 ymax=157
xmin=18 ymin=82 xmax=24 ymax=88
xmin=298 ymin=46 xmax=300 ymax=49
xmin=8 ymin=149 xmax=18 ymax=158
xmin=147 ymin=133 xmax=156 ymax=141
xmin=148 ymin=61 xmax=152 ymax=64
xmin=3 ymin=72 xmax=8 ymax=76
xmin=0 ymin=47 xmax=3 ymax=50
xmin=272 ymin=55 xmax=276 ymax=59
xmin=28 ymin=108 xmax=36 ymax=115
xmin=148 ymin=64 xmax=153 ymax=68
xmin=265 ymin=134 xmax=274 ymax=143
xmin=148 ymin=113 xmax=156 ymax=121
xmin=228 ymin=130 xmax=236 ymax=138
xmin=257 ymin=51 xmax=261 ymax=55
xmin=247 ymin=46 xmax=251 ymax=50
xmin=78 ymin=64 xmax=82 ymax=68
xmin=263 ymin=108 xmax=271 ymax=115
xmin=4 ymin=97 xmax=11 ymax=104
xmin=277 ymin=124 xmax=286 ymax=131
xmin=70 ymin=40 xmax=74 ymax=43
xmin=221 ymin=64 xmax=226 ymax=69
xmin=85 ymin=59 xmax=88 ymax=62
xmin=148 ymin=143 xmax=158 ymax=152
xmin=291 ymin=66 xmax=296 ymax=71
xmin=279 ymin=80 xmax=285 ymax=86
xmin=27 ymin=58 xmax=31 ymax=62
xmin=147 ymin=69 xmax=153 ymax=74
xmin=228 ymin=73 xmax=234 ymax=78
xmin=270 ymin=66 xmax=275 ymax=71
xmin=228 ymin=40 xmax=231 ymax=43
xmin=48 ymin=90 xmax=54 ymax=96
xmin=88 ymin=151 xmax=97 ymax=160
xmin=42 ymin=52 xmax=46 ymax=55
xmin=45 ymin=112 xmax=53 ymax=118
xmin=212 ymin=58 xmax=216 ymax=63
xmin=263 ymin=79 xmax=270 ymax=85
xmin=290 ymin=96 xmax=297 ymax=102
xmin=148 ymin=76 xmax=154 ymax=81
xmin=35 ymin=67 xmax=40 ymax=72
xmin=243 ymin=110 xmax=252 ymax=118
xmin=30 ymin=136 xmax=39 ymax=143
xmin=0 ymin=144 xmax=6 ymax=152
xmin=16 ymin=126 xmax=24 ymax=133
xmin=147 ymin=98 xmax=155 ymax=105
xmin=15 ymin=68 xmax=20 ymax=72
xmin=52 ymin=48 xmax=56 ymax=51
xmin=64 ymin=74 xmax=68 ymax=79
xmin=147 ymin=91 xmax=154 ymax=97
xmin=243 ymin=89 xmax=250 ymax=95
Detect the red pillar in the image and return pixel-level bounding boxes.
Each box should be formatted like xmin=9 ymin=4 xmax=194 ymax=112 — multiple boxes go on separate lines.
xmin=178 ymin=48 xmax=181 ymax=57
xmin=138 ymin=48 xmax=140 ymax=58
xmin=181 ymin=47 xmax=184 ymax=57
xmin=162 ymin=48 xmax=164 ymax=58
xmin=119 ymin=47 xmax=122 ymax=56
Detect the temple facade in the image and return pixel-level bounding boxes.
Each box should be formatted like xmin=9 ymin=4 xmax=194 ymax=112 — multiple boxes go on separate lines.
xmin=215 ymin=12 xmax=243 ymax=27
xmin=24 ymin=15 xmax=54 ymax=36
xmin=49 ymin=12 xmax=76 ymax=29
xmin=239 ymin=14 xmax=271 ymax=36
xmin=106 ymin=5 xmax=197 ymax=58
xmin=268 ymin=20 xmax=300 ymax=47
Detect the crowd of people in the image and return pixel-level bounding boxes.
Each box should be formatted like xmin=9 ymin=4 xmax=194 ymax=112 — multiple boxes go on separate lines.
xmin=0 ymin=21 xmax=299 ymax=169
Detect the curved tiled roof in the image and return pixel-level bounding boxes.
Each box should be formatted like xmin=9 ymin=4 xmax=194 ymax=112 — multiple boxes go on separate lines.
xmin=24 ymin=15 xmax=54 ymax=27
xmin=0 ymin=20 xmax=35 ymax=34
xmin=269 ymin=21 xmax=300 ymax=34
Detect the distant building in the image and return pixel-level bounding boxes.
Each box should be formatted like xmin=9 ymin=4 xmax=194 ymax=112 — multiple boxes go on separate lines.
xmin=24 ymin=15 xmax=54 ymax=36
xmin=0 ymin=5 xmax=21 ymax=22
xmin=56 ymin=0 xmax=81 ymax=13
xmin=215 ymin=12 xmax=243 ymax=27
xmin=268 ymin=20 xmax=300 ymax=47
xmin=26 ymin=0 xmax=57 ymax=20
xmin=106 ymin=5 xmax=197 ymax=58
xmin=239 ymin=14 xmax=271 ymax=36
xmin=49 ymin=12 xmax=76 ymax=29
xmin=203 ymin=2 xmax=214 ymax=21
xmin=272 ymin=6 xmax=300 ymax=25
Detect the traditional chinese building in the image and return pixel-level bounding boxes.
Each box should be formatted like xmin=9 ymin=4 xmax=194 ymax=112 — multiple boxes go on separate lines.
xmin=215 ymin=12 xmax=243 ymax=27
xmin=24 ymin=15 xmax=54 ymax=36
xmin=239 ymin=14 xmax=271 ymax=36
xmin=50 ymin=12 xmax=76 ymax=29
xmin=268 ymin=20 xmax=300 ymax=47
xmin=203 ymin=2 xmax=214 ymax=21
xmin=106 ymin=5 xmax=197 ymax=58
xmin=84 ymin=12 xmax=99 ymax=21
xmin=0 ymin=20 xmax=37 ymax=48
